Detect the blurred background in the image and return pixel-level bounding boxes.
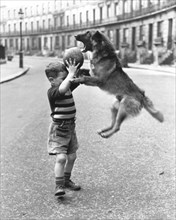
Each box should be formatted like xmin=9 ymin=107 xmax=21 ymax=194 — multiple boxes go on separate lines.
xmin=0 ymin=0 xmax=176 ymax=66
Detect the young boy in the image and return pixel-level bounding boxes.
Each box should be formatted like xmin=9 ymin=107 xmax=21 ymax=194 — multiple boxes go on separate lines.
xmin=45 ymin=59 xmax=81 ymax=197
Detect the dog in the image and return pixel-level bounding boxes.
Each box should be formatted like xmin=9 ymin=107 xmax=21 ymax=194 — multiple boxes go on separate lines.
xmin=74 ymin=30 xmax=164 ymax=138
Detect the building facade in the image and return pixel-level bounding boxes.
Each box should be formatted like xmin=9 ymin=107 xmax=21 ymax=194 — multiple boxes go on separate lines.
xmin=0 ymin=0 xmax=176 ymax=64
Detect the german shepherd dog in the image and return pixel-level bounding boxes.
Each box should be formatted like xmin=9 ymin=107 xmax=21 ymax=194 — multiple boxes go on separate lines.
xmin=74 ymin=30 xmax=164 ymax=138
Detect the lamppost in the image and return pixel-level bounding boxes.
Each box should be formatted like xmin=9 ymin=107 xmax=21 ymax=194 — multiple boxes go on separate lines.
xmin=18 ymin=8 xmax=24 ymax=68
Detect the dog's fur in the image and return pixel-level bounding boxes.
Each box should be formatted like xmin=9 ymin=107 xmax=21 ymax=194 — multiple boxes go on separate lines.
xmin=74 ymin=31 xmax=164 ymax=138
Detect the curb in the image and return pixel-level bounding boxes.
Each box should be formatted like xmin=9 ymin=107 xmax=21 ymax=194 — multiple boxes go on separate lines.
xmin=0 ymin=67 xmax=30 ymax=84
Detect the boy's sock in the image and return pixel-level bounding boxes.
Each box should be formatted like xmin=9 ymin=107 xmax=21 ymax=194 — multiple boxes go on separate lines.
xmin=64 ymin=172 xmax=71 ymax=184
xmin=55 ymin=176 xmax=65 ymax=196
xmin=56 ymin=176 xmax=64 ymax=186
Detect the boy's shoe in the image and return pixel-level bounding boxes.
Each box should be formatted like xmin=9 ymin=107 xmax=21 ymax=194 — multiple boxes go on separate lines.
xmin=55 ymin=185 xmax=65 ymax=196
xmin=65 ymin=180 xmax=81 ymax=191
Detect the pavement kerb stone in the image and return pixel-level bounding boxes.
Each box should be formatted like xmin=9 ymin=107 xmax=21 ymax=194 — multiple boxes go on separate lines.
xmin=0 ymin=66 xmax=30 ymax=84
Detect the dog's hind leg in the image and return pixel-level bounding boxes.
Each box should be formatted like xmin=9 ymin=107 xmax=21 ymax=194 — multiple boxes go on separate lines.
xmin=100 ymin=101 xmax=128 ymax=138
xmin=97 ymin=100 xmax=119 ymax=135
xmin=100 ymin=97 xmax=142 ymax=138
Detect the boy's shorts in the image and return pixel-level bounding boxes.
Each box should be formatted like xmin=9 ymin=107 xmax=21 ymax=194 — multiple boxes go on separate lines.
xmin=47 ymin=119 xmax=79 ymax=155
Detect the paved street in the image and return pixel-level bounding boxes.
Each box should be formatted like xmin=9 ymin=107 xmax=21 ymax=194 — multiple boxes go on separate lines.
xmin=1 ymin=56 xmax=175 ymax=220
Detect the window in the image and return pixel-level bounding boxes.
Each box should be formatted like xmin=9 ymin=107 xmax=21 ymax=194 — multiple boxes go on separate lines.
xmin=132 ymin=27 xmax=136 ymax=50
xmin=31 ymin=22 xmax=33 ymax=31
xmin=67 ymin=35 xmax=71 ymax=45
xmin=42 ymin=4 xmax=45 ymax=14
xmin=30 ymin=6 xmax=33 ymax=16
xmin=107 ymin=4 xmax=110 ymax=18
xmin=93 ymin=9 xmax=95 ymax=24
xmin=73 ymin=14 xmax=75 ymax=26
xmin=43 ymin=20 xmax=45 ymax=29
xmin=54 ymin=17 xmax=58 ymax=28
xmin=86 ymin=11 xmax=89 ymax=24
xmin=80 ymin=12 xmax=82 ymax=25
xmin=48 ymin=2 xmax=50 ymax=12
xmin=13 ymin=9 xmax=16 ymax=18
xmin=25 ymin=8 xmax=27 ymax=16
xmin=157 ymin=21 xmax=163 ymax=37
xmin=60 ymin=15 xmax=64 ymax=27
xmin=32 ymin=37 xmax=37 ymax=49
xmin=114 ymin=2 xmax=118 ymax=15
xmin=25 ymin=22 xmax=28 ymax=32
xmin=50 ymin=37 xmax=53 ymax=50
xmin=62 ymin=36 xmax=65 ymax=50
xmin=141 ymin=0 xmax=148 ymax=8
xmin=55 ymin=36 xmax=59 ymax=48
xmin=27 ymin=38 xmax=30 ymax=50
xmin=48 ymin=18 xmax=51 ymax=29
xmin=148 ymin=23 xmax=153 ymax=50
xmin=139 ymin=25 xmax=143 ymax=40
xmin=124 ymin=0 xmax=129 ymax=13
xmin=37 ymin=21 xmax=39 ymax=30
xmin=14 ymin=23 xmax=16 ymax=32
xmin=167 ymin=19 xmax=173 ymax=49
xmin=44 ymin=37 xmax=48 ymax=48
xmin=36 ymin=5 xmax=39 ymax=15
xmin=15 ymin=39 xmax=18 ymax=50
xmin=100 ymin=7 xmax=103 ymax=21
xmin=67 ymin=15 xmax=69 ymax=26
xmin=10 ymin=39 xmax=13 ymax=48
xmin=5 ymin=39 xmax=7 ymax=48
xmin=123 ymin=28 xmax=128 ymax=43
xmin=116 ymin=29 xmax=120 ymax=50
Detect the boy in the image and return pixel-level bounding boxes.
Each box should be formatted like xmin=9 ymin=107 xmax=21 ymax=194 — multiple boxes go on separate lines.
xmin=45 ymin=59 xmax=81 ymax=197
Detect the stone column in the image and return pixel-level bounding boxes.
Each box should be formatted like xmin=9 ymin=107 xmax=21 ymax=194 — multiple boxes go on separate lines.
xmin=136 ymin=40 xmax=145 ymax=64
xmin=173 ymin=37 xmax=176 ymax=63
xmin=120 ymin=42 xmax=129 ymax=67
xmin=154 ymin=37 xmax=163 ymax=65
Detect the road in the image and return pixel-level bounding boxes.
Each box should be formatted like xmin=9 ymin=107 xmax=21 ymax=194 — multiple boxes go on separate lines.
xmin=1 ymin=56 xmax=175 ymax=220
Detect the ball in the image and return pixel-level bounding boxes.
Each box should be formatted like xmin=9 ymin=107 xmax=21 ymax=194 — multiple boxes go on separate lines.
xmin=63 ymin=47 xmax=84 ymax=69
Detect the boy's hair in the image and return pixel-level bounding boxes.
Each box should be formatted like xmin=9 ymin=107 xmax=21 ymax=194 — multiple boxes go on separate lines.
xmin=45 ymin=62 xmax=68 ymax=79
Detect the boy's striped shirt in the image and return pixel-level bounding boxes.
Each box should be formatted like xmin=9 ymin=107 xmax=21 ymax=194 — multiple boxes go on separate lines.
xmin=48 ymin=87 xmax=76 ymax=121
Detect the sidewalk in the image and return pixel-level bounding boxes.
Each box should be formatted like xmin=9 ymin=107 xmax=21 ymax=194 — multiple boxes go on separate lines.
xmin=84 ymin=59 xmax=175 ymax=74
xmin=0 ymin=56 xmax=175 ymax=84
xmin=0 ymin=56 xmax=30 ymax=84
xmin=128 ymin=63 xmax=176 ymax=74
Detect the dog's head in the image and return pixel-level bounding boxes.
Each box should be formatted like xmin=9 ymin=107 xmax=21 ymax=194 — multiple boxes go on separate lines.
xmin=75 ymin=31 xmax=94 ymax=52
xmin=75 ymin=30 xmax=115 ymax=53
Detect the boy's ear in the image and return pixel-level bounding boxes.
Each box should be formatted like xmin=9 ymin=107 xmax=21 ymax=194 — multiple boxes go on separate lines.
xmin=48 ymin=77 xmax=54 ymax=83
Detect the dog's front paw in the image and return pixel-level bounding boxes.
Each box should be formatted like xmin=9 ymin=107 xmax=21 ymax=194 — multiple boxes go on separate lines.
xmin=71 ymin=77 xmax=85 ymax=84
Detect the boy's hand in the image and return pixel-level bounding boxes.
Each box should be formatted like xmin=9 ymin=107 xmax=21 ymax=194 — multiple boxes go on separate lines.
xmin=65 ymin=59 xmax=80 ymax=78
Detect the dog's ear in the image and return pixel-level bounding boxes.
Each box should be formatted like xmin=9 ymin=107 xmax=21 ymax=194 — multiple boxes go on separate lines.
xmin=92 ymin=31 xmax=102 ymax=41
xmin=86 ymin=31 xmax=91 ymax=38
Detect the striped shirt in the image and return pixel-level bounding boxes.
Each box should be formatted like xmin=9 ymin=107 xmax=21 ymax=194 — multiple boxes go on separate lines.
xmin=47 ymin=84 xmax=79 ymax=121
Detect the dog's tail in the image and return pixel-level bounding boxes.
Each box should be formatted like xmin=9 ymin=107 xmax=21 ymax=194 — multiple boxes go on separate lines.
xmin=142 ymin=96 xmax=164 ymax=122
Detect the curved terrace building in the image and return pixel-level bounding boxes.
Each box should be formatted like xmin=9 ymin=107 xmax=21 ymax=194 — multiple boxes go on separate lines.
xmin=0 ymin=0 xmax=176 ymax=64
